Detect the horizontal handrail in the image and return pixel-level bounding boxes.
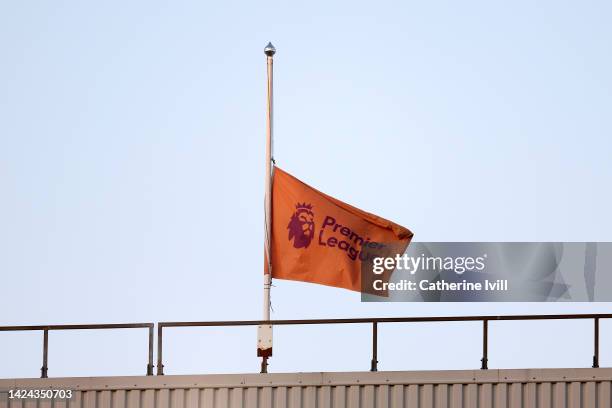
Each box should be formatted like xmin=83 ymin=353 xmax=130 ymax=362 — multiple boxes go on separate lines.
xmin=0 ymin=323 xmax=154 ymax=331
xmin=159 ymin=313 xmax=612 ymax=327
xmin=0 ymin=323 xmax=154 ymax=378
xmin=157 ymin=313 xmax=611 ymax=374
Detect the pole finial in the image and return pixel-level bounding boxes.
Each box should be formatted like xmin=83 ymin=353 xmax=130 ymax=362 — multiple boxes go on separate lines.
xmin=264 ymin=42 xmax=276 ymax=57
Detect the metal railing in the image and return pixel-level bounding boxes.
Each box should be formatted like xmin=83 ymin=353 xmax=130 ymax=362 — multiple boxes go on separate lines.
xmin=0 ymin=323 xmax=154 ymax=378
xmin=1 ymin=314 xmax=609 ymax=378
xmin=157 ymin=313 xmax=611 ymax=374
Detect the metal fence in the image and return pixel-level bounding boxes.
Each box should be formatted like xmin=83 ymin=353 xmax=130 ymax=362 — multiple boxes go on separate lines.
xmin=0 ymin=323 xmax=154 ymax=378
xmin=1 ymin=314 xmax=610 ymax=378
xmin=158 ymin=313 xmax=611 ymax=375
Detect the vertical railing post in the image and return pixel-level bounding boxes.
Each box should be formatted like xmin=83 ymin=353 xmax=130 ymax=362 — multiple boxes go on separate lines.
xmin=481 ymin=319 xmax=488 ymax=370
xmin=147 ymin=325 xmax=154 ymax=375
xmin=41 ymin=329 xmax=49 ymax=378
xmin=593 ymin=318 xmax=599 ymax=368
xmin=370 ymin=321 xmax=378 ymax=372
xmin=157 ymin=325 xmax=164 ymax=375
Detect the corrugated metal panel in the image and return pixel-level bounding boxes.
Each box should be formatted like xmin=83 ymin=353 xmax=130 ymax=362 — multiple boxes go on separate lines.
xmin=1 ymin=368 xmax=611 ymax=408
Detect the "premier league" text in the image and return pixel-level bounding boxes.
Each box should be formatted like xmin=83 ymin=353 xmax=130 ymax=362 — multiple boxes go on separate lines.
xmin=318 ymin=216 xmax=384 ymax=261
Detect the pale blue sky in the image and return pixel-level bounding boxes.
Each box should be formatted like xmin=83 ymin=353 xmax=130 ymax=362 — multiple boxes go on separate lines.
xmin=1 ymin=1 xmax=611 ymax=378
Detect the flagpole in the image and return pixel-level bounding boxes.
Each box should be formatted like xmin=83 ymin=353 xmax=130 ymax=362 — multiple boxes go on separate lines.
xmin=259 ymin=41 xmax=276 ymax=373
xmin=264 ymin=41 xmax=275 ymax=321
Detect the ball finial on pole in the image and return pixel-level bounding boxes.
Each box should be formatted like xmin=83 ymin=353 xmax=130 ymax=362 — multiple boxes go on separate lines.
xmin=264 ymin=42 xmax=276 ymax=57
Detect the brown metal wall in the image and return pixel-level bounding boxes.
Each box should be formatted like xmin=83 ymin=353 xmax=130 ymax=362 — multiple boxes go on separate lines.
xmin=1 ymin=368 xmax=611 ymax=408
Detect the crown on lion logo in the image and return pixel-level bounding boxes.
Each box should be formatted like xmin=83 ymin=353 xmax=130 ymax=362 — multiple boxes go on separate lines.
xmin=295 ymin=202 xmax=313 ymax=211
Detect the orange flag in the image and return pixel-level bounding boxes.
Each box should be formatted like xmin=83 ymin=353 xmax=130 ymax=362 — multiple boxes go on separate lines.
xmin=266 ymin=167 xmax=413 ymax=293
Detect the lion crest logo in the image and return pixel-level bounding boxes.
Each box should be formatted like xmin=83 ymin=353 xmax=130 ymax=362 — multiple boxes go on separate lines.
xmin=287 ymin=203 xmax=315 ymax=249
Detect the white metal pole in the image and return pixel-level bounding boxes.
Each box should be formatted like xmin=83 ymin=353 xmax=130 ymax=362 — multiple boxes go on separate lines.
xmin=263 ymin=42 xmax=275 ymax=320
xmin=259 ymin=42 xmax=275 ymax=373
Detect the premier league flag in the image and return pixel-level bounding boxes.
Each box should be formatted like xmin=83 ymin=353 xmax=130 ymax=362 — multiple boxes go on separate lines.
xmin=266 ymin=168 xmax=413 ymax=293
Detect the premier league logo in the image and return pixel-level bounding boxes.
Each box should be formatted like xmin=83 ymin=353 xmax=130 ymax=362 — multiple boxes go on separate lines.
xmin=287 ymin=203 xmax=315 ymax=248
